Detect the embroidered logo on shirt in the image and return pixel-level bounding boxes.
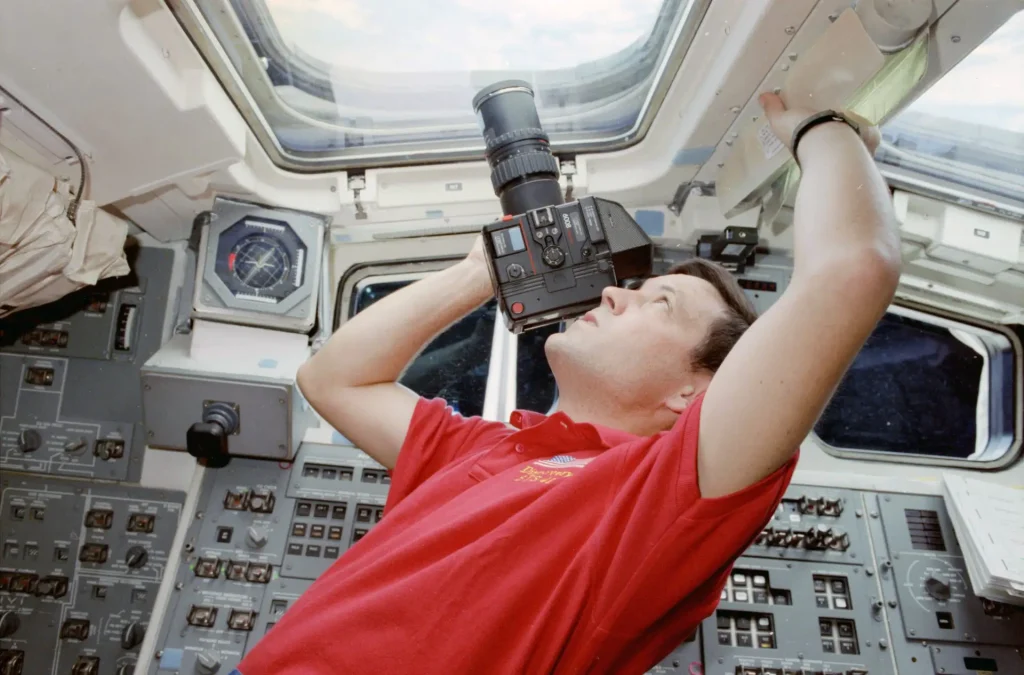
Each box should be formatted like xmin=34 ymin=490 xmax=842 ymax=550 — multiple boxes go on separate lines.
xmin=534 ymin=455 xmax=594 ymax=469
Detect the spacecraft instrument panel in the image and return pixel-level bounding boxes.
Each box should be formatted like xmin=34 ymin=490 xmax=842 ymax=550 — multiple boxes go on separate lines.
xmin=0 ymin=235 xmax=1020 ymax=675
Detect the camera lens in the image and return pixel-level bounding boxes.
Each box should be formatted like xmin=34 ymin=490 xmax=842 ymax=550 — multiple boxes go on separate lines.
xmin=472 ymin=80 xmax=564 ymax=216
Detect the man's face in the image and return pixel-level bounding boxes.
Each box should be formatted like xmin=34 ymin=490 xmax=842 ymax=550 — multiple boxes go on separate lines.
xmin=545 ymin=273 xmax=728 ymax=413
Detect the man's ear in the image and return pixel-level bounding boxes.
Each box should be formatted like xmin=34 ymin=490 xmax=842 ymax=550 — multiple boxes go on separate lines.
xmin=664 ymin=377 xmax=710 ymax=414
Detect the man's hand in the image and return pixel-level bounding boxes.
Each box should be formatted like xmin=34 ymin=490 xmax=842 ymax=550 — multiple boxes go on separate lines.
xmin=695 ymin=93 xmax=901 ymax=499
xmin=759 ymin=93 xmax=881 ymax=156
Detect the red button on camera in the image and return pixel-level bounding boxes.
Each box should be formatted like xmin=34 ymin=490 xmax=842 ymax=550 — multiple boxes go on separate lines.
xmin=511 ymin=302 xmax=524 ymax=314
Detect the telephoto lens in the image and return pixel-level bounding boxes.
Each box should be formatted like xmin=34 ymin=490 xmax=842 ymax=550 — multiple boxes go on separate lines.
xmin=472 ymin=80 xmax=565 ymax=217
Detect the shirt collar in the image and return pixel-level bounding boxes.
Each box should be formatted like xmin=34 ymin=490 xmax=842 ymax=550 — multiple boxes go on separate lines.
xmin=509 ymin=409 xmax=640 ymax=449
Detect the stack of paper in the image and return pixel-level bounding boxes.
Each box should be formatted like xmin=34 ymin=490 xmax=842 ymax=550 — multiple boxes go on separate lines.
xmin=942 ymin=475 xmax=1024 ymax=606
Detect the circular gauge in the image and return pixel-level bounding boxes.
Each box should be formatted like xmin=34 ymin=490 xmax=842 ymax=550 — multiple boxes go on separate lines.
xmin=230 ymin=235 xmax=291 ymax=291
xmin=213 ymin=216 xmax=307 ymax=303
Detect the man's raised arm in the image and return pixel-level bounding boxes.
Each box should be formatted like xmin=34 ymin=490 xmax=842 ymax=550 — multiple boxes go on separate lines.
xmin=297 ymin=240 xmax=493 ymax=469
xmin=696 ymin=94 xmax=902 ymax=498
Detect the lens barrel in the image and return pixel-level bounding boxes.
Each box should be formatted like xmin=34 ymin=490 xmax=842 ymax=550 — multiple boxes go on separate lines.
xmin=472 ymin=80 xmax=564 ymax=216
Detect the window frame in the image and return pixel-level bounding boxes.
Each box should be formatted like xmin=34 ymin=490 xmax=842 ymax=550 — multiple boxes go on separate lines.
xmin=813 ymin=302 xmax=1023 ymax=471
xmin=165 ymin=0 xmax=713 ymax=171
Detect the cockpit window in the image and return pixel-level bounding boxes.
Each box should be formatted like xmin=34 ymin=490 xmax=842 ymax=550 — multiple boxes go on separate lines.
xmin=177 ymin=0 xmax=707 ymax=169
xmin=877 ymin=9 xmax=1024 ymax=204
xmin=815 ymin=308 xmax=1020 ymax=467
xmin=516 ymin=326 xmax=561 ymax=414
xmin=351 ymin=280 xmax=496 ymax=417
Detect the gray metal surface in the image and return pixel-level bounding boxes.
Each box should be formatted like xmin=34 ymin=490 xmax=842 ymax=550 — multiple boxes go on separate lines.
xmin=140 ymin=371 xmax=302 ymax=461
xmin=0 ymin=472 xmax=184 ymax=675
xmin=0 ymin=247 xmax=174 ymax=482
xmin=869 ymin=492 xmax=1024 ymax=675
xmin=192 ymin=197 xmax=327 ymax=333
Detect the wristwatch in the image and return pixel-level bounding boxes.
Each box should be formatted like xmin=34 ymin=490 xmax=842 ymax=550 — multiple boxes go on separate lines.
xmin=790 ymin=110 xmax=862 ymax=162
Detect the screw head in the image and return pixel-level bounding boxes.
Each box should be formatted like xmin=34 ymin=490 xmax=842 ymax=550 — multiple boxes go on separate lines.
xmin=785 ymin=26 xmax=796 ymax=35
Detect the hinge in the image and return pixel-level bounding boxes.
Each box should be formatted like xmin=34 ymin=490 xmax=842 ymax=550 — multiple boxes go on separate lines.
xmin=348 ymin=173 xmax=367 ymax=220
xmin=669 ymin=181 xmax=715 ymax=215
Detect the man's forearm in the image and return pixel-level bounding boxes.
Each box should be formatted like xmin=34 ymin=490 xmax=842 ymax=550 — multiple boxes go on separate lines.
xmin=791 ymin=122 xmax=901 ymax=283
xmin=301 ymin=258 xmax=493 ymax=390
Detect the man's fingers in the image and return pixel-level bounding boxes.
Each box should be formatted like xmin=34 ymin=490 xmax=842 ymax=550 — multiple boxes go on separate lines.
xmin=759 ymin=92 xmax=786 ymax=118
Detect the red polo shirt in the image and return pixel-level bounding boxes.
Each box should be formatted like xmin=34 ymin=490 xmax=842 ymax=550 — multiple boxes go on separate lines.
xmin=239 ymin=393 xmax=797 ymax=674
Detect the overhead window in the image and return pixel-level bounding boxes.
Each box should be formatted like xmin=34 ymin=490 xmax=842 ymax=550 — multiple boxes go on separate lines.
xmin=815 ymin=307 xmax=1020 ymax=467
xmin=877 ymin=10 xmax=1024 ymax=204
xmin=178 ymin=0 xmax=708 ymax=169
xmin=350 ymin=278 xmax=496 ymax=418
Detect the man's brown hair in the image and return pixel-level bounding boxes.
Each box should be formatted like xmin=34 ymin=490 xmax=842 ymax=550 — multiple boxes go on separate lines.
xmin=665 ymin=259 xmax=759 ymax=373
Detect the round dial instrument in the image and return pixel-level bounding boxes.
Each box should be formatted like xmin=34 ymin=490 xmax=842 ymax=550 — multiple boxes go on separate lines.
xmin=230 ymin=235 xmax=291 ymax=291
xmin=213 ymin=216 xmax=306 ymax=303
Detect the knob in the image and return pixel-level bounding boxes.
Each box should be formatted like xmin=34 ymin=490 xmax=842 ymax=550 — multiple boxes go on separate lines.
xmin=0 ymin=611 xmax=20 ymax=638
xmin=246 ymin=526 xmax=268 ymax=549
xmin=542 ymin=245 xmax=565 ymax=267
xmin=120 ymin=621 xmax=146 ymax=649
xmin=195 ymin=649 xmax=221 ymax=674
xmin=925 ymin=576 xmax=951 ymax=601
xmin=506 ymin=263 xmax=524 ymax=279
xmin=17 ymin=428 xmax=42 ymax=452
xmin=116 ymin=663 xmax=137 ymax=675
xmin=124 ymin=546 xmax=148 ymax=569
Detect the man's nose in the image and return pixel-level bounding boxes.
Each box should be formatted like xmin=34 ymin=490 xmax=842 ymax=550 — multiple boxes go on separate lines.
xmin=601 ymin=286 xmax=632 ymax=314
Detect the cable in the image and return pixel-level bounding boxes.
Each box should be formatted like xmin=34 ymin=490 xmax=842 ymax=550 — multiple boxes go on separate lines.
xmin=0 ymin=84 xmax=88 ymax=223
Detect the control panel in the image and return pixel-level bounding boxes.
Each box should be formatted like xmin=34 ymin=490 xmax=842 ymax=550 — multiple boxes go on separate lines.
xmin=0 ymin=472 xmax=184 ymax=675
xmin=0 ymin=247 xmax=174 ymax=482
xmin=143 ymin=454 xmax=1024 ymax=675
xmin=146 ymin=443 xmax=389 ymax=674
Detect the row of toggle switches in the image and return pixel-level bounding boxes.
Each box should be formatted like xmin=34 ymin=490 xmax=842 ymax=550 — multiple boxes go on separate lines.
xmin=754 ymin=525 xmax=850 ymax=551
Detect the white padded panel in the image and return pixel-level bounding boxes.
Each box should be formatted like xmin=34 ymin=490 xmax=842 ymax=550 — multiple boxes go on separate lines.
xmin=0 ymin=0 xmax=245 ymax=207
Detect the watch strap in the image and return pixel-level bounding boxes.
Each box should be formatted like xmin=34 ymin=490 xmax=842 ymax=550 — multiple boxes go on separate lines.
xmin=790 ymin=110 xmax=861 ymax=163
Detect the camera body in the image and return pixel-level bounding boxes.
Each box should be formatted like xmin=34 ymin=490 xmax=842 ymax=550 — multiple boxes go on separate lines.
xmin=473 ymin=80 xmax=654 ymax=333
xmin=482 ymin=197 xmax=653 ymax=333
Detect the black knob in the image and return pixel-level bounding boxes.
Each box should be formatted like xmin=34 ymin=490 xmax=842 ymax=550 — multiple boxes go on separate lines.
xmin=17 ymin=428 xmax=42 ymax=452
xmin=121 ymin=621 xmax=146 ymax=649
xmin=506 ymin=263 xmax=524 ymax=279
xmin=542 ymin=246 xmax=565 ymax=267
xmin=116 ymin=664 xmax=137 ymax=675
xmin=0 ymin=610 xmax=20 ymax=638
xmin=125 ymin=546 xmax=148 ymax=569
xmin=925 ymin=576 xmax=951 ymax=601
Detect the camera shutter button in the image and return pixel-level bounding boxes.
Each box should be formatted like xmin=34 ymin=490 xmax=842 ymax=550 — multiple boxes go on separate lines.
xmin=507 ymin=263 xmax=524 ymax=279
xmin=542 ymin=246 xmax=565 ymax=267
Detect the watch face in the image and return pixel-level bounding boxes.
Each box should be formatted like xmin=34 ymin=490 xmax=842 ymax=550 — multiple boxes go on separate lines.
xmin=213 ymin=216 xmax=307 ymax=303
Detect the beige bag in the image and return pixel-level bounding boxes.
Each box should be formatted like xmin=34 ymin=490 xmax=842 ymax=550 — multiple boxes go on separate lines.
xmin=0 ymin=148 xmax=130 ymax=318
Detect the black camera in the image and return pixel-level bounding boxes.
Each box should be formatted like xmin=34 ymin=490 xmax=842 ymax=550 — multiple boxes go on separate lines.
xmin=473 ymin=81 xmax=654 ymax=334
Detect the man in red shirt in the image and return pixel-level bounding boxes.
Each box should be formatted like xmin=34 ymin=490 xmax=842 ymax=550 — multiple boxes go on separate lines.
xmin=238 ymin=95 xmax=899 ymax=673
